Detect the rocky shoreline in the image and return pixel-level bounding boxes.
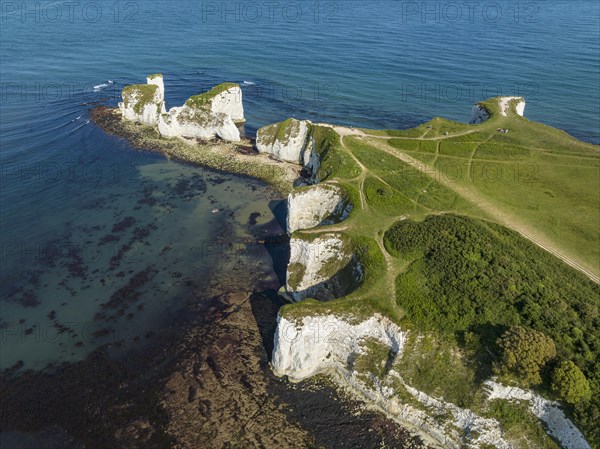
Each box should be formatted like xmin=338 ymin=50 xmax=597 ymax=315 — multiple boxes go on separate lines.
xmin=91 ymin=106 xmax=297 ymax=195
xmin=0 ymin=109 xmax=430 ymax=449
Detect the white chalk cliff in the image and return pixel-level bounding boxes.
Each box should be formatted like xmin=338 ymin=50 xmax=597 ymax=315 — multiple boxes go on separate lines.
xmin=256 ymin=118 xmax=311 ymax=164
xmin=255 ymin=118 xmax=322 ymax=180
xmin=272 ymin=313 xmax=407 ymax=381
xmin=272 ymin=313 xmax=589 ymax=449
xmin=158 ymin=106 xmax=240 ymax=141
xmin=287 ymin=184 xmax=352 ymax=233
xmin=286 ymin=233 xmax=361 ymax=302
xmin=469 ymin=96 xmax=526 ymax=124
xmin=118 ymin=74 xmax=166 ymax=126
xmin=485 ymin=381 xmax=591 ymax=449
xmin=271 ymin=313 xmax=509 ymax=449
xmin=119 ymin=75 xmax=243 ymax=142
xmin=499 ymin=96 xmax=526 ymax=117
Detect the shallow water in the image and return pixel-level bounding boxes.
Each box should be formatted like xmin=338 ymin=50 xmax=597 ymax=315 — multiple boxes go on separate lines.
xmin=1 ymin=0 xmax=598 ymax=369
xmin=1 ymin=143 xmax=283 ymax=369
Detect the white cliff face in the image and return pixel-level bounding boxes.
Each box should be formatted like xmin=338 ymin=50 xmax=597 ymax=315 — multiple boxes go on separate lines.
xmin=119 ymin=75 xmax=243 ymax=142
xmin=287 ymin=184 xmax=352 ymax=233
xmin=286 ymin=234 xmax=359 ymax=301
xmin=271 ymin=314 xmax=515 ymax=449
xmin=208 ymin=85 xmax=244 ymax=123
xmin=146 ymin=74 xmax=165 ymax=101
xmin=158 ymin=106 xmax=240 ymax=141
xmin=485 ymin=380 xmax=591 ymax=449
xmin=499 ymin=96 xmax=526 ymax=117
xmin=272 ymin=313 xmax=408 ymax=381
xmin=469 ymin=105 xmax=490 ymax=124
xmin=302 ymin=138 xmax=321 ymax=180
xmin=118 ymin=83 xmax=165 ymax=126
xmin=469 ymin=97 xmax=526 ymax=124
xmin=256 ymin=118 xmax=311 ymax=164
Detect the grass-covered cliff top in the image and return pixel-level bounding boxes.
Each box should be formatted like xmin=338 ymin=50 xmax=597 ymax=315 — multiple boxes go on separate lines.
xmin=97 ymin=91 xmax=599 ymax=445
xmin=122 ymin=84 xmax=159 ymax=113
xmin=147 ymin=73 xmax=162 ymax=80
xmin=278 ymin=97 xmax=600 ymax=446
xmin=185 ymin=82 xmax=239 ymax=109
xmin=257 ymin=118 xmax=305 ymax=148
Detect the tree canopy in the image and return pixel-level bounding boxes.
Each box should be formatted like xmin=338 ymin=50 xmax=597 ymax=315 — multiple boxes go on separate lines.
xmin=497 ymin=326 xmax=556 ymax=386
xmin=552 ymin=361 xmax=591 ymax=404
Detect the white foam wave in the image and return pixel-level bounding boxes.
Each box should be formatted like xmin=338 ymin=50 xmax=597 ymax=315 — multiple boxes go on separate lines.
xmin=93 ymin=83 xmax=109 ymax=92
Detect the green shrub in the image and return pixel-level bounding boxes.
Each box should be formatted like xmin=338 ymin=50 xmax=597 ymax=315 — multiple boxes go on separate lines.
xmin=552 ymin=361 xmax=592 ymax=404
xmin=497 ymin=326 xmax=556 ymax=386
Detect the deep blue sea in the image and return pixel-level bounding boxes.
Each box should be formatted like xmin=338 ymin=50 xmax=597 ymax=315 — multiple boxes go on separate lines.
xmin=1 ymin=1 xmax=599 ymax=371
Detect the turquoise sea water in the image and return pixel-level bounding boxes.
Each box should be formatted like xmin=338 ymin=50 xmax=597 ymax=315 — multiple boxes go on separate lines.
xmin=1 ymin=1 xmax=599 ymax=370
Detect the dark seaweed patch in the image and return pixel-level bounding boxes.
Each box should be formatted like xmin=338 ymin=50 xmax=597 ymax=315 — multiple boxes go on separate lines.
xmin=112 ymin=216 xmax=136 ymax=233
xmin=248 ymin=212 xmax=261 ymax=226
xmin=99 ymin=266 xmax=158 ymax=321
xmin=173 ymin=173 xmax=207 ymax=200
xmin=20 ymin=291 xmax=40 ymax=308
xmin=99 ymin=234 xmax=119 ymax=245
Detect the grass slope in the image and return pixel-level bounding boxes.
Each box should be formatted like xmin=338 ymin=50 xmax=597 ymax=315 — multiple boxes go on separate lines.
xmin=281 ymin=98 xmax=600 ymax=447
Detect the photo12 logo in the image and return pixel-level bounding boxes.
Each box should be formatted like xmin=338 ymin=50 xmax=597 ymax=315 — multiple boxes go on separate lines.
xmin=401 ymin=82 xmax=540 ymax=103
xmin=400 ymin=2 xmax=540 ymax=23
xmin=200 ymin=1 xmax=340 ymax=23
xmin=1 ymin=1 xmax=139 ymax=23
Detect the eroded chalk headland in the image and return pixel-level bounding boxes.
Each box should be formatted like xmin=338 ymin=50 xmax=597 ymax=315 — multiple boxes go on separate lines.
xmin=93 ymin=74 xmax=600 ymax=449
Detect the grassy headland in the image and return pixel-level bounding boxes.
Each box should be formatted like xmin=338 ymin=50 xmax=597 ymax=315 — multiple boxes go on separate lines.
xmin=280 ymin=98 xmax=600 ymax=447
xmin=93 ymin=97 xmax=599 ymax=446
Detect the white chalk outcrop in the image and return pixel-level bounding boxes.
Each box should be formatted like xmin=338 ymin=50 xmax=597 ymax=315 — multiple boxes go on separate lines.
xmin=256 ymin=118 xmax=311 ymax=164
xmin=272 ymin=313 xmax=407 ymax=381
xmin=207 ymin=84 xmax=244 ymax=123
xmin=119 ymin=75 xmax=243 ymax=142
xmin=146 ymin=73 xmax=165 ymax=100
xmin=485 ymin=380 xmax=591 ymax=449
xmin=158 ymin=106 xmax=240 ymax=141
xmin=286 ymin=233 xmax=361 ymax=302
xmin=271 ymin=310 xmax=592 ymax=448
xmin=256 ymin=118 xmax=320 ymax=178
xmin=287 ymin=184 xmax=352 ymax=233
xmin=469 ymin=97 xmax=526 ymax=124
xmin=118 ymin=74 xmax=166 ymax=126
xmin=499 ymin=96 xmax=526 ymax=117
xmin=272 ymin=313 xmax=515 ymax=449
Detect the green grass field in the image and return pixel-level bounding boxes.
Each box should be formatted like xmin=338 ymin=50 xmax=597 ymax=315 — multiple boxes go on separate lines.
xmin=281 ymin=97 xmax=600 ymax=446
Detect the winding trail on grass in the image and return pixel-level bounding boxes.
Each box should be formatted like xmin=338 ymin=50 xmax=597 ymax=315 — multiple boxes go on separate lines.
xmin=328 ymin=125 xmax=600 ymax=285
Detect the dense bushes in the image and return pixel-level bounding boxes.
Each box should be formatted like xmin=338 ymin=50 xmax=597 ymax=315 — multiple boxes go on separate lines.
xmin=384 ymin=214 xmax=600 ymax=444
